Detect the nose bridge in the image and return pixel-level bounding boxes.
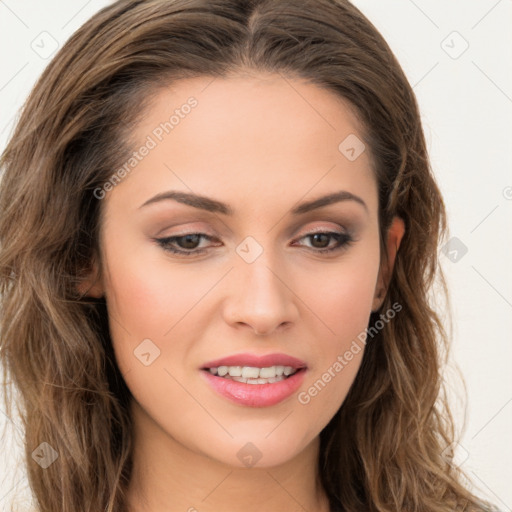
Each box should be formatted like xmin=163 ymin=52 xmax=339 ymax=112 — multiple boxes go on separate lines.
xmin=241 ymin=251 xmax=284 ymax=299
xmin=223 ymin=239 xmax=298 ymax=334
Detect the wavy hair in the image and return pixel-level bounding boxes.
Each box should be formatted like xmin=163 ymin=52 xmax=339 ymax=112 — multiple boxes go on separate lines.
xmin=0 ymin=1 xmax=498 ymax=511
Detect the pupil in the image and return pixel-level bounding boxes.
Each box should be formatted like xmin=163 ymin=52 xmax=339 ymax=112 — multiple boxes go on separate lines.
xmin=311 ymin=233 xmax=329 ymax=248
xmin=180 ymin=234 xmax=200 ymax=249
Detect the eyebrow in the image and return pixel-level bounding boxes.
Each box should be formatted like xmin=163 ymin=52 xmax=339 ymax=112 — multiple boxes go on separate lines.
xmin=139 ymin=190 xmax=368 ymax=215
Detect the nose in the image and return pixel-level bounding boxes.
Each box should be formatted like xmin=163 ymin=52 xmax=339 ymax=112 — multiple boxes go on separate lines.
xmin=222 ymin=255 xmax=299 ymax=336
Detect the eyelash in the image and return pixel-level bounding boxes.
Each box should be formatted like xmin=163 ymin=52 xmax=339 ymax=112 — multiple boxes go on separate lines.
xmin=155 ymin=231 xmax=354 ymax=257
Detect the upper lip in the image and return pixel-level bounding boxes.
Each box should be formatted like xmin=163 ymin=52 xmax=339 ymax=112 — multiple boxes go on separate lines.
xmin=201 ymin=352 xmax=307 ymax=370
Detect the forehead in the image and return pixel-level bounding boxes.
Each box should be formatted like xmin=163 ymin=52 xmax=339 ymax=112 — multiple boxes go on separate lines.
xmin=105 ymin=73 xmax=377 ymax=216
xmin=139 ymin=72 xmax=368 ymax=154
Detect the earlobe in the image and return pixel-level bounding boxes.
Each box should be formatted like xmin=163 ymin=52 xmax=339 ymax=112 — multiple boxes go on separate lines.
xmin=372 ymin=216 xmax=405 ymax=312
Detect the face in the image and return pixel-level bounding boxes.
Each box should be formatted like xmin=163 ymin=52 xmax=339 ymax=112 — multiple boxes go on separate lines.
xmin=87 ymin=73 xmax=402 ymax=469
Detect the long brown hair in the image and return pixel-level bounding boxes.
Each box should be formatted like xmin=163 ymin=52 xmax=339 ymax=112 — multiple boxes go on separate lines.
xmin=0 ymin=1 xmax=498 ymax=511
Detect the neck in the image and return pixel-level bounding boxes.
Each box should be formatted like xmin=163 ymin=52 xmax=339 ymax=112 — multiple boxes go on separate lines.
xmin=126 ymin=399 xmax=331 ymax=512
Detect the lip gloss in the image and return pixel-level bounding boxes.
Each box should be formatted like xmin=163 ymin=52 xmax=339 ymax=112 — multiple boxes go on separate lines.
xmin=201 ymin=368 xmax=306 ymax=407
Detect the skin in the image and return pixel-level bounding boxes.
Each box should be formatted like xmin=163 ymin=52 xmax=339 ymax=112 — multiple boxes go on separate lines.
xmin=80 ymin=72 xmax=405 ymax=512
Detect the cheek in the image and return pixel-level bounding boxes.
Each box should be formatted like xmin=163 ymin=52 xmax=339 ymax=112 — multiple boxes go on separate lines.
xmin=99 ymin=232 xmax=201 ymax=378
xmin=304 ymin=243 xmax=381 ymax=343
xmin=101 ymin=234 xmax=212 ymax=336
xmin=294 ymin=242 xmax=380 ymax=414
xmin=313 ymin=271 xmax=376 ymax=334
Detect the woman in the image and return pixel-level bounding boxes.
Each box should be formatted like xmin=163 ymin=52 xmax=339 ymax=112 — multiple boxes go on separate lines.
xmin=0 ymin=0 xmax=499 ymax=511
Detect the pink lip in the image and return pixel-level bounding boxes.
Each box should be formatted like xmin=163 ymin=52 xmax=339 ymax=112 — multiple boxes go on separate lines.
xmin=200 ymin=352 xmax=308 ymax=408
xmin=201 ymin=352 xmax=307 ymax=370
xmin=201 ymin=368 xmax=306 ymax=407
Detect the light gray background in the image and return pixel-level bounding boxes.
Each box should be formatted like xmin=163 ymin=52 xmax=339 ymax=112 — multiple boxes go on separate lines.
xmin=1 ymin=1 xmax=511 ymax=510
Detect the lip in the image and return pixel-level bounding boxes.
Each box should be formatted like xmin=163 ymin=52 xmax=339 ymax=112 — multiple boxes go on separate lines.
xmin=200 ymin=352 xmax=308 ymax=408
xmin=201 ymin=368 xmax=306 ymax=407
xmin=201 ymin=352 xmax=307 ymax=370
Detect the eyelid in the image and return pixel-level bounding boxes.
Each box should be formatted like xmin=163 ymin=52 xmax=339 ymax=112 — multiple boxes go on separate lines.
xmin=295 ymin=225 xmax=346 ymax=236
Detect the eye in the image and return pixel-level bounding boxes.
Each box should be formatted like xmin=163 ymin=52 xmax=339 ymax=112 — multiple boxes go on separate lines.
xmin=294 ymin=231 xmax=354 ymax=254
xmin=155 ymin=233 xmax=217 ymax=256
xmin=155 ymin=230 xmax=354 ymax=257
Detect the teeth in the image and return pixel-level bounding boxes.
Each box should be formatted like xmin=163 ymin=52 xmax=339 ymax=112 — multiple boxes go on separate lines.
xmin=238 ymin=375 xmax=286 ymax=384
xmin=242 ymin=367 xmax=260 ymax=379
xmin=217 ymin=366 xmax=229 ymax=376
xmin=228 ymin=366 xmax=242 ymax=377
xmin=207 ymin=365 xmax=299 ymax=382
xmin=259 ymin=366 xmax=276 ymax=378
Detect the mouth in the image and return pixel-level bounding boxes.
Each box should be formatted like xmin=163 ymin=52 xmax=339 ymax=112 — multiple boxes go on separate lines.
xmin=203 ymin=364 xmax=302 ymax=384
xmin=200 ymin=353 xmax=307 ymax=407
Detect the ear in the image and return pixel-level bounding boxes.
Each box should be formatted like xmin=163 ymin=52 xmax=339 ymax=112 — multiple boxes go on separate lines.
xmin=372 ymin=216 xmax=405 ymax=312
xmin=76 ymin=258 xmax=104 ymax=299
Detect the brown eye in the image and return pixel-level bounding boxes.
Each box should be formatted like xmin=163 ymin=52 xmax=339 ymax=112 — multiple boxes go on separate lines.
xmin=176 ymin=234 xmax=202 ymax=249
xmin=155 ymin=233 xmax=216 ymax=256
xmin=296 ymin=231 xmax=354 ymax=254
xmin=309 ymin=233 xmax=331 ymax=249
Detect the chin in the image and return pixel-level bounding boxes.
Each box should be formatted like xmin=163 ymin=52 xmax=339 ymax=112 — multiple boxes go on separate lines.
xmin=197 ymin=428 xmax=317 ymax=469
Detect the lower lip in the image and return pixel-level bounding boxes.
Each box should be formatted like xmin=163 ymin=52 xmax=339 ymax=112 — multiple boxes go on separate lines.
xmin=201 ymin=369 xmax=306 ymax=407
